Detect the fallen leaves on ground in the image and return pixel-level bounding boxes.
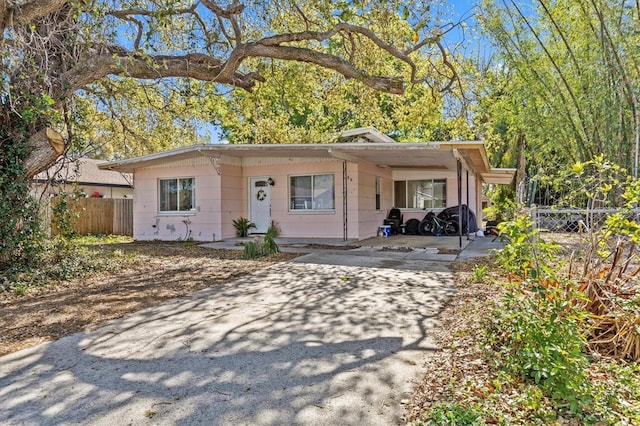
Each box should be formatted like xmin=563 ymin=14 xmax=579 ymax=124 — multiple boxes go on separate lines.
xmin=0 ymin=242 xmax=299 ymax=356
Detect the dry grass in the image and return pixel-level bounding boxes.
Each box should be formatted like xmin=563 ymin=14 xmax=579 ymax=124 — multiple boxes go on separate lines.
xmin=0 ymin=242 xmax=299 ymax=356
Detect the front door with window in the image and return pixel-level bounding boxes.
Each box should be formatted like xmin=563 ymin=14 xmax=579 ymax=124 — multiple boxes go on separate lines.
xmin=249 ymin=177 xmax=271 ymax=233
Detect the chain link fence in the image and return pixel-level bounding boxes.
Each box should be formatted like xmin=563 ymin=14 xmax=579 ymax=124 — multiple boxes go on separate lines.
xmin=530 ymin=206 xmax=639 ymax=232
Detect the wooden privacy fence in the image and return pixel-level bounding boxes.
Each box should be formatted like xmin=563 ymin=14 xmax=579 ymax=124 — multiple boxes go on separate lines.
xmin=51 ymin=198 xmax=133 ymax=236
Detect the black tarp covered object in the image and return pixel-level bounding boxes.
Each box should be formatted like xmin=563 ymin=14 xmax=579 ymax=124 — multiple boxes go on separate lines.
xmin=437 ymin=204 xmax=477 ymax=233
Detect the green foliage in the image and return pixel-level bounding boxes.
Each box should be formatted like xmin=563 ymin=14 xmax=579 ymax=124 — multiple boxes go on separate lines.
xmin=2 ymin=235 xmax=137 ymax=293
xmin=74 ymin=235 xmax=133 ymax=245
xmin=242 ymin=221 xmax=281 ymax=258
xmin=242 ymin=240 xmax=263 ymax=259
xmin=483 ymin=185 xmax=516 ymax=222
xmin=232 ymin=217 xmax=256 ymax=238
xmin=590 ymin=360 xmax=640 ymax=423
xmin=602 ymin=178 xmax=640 ymax=243
xmin=534 ymin=156 xmax=630 ymax=208
xmin=415 ymin=191 xmax=640 ymax=424
xmin=51 ymin=191 xmax=82 ymax=239
xmin=484 ymin=284 xmax=591 ymax=412
xmin=218 ymin=58 xmax=465 ymax=144
xmin=263 ymin=221 xmax=281 ymax=255
xmin=419 ymin=402 xmax=484 ymax=425
xmin=495 ymin=214 xmax=559 ymax=278
xmin=487 ymin=210 xmax=597 ymax=414
xmin=0 ymin=131 xmax=45 ymax=271
xmin=479 ymin=0 xmax=640 ymax=178
xmin=74 ymin=81 xmax=216 ymax=159
xmin=471 ymin=264 xmax=488 ymax=282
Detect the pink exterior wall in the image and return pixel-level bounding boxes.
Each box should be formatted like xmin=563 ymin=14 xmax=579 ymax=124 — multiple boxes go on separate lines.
xmin=354 ymin=160 xmax=392 ymax=238
xmin=133 ymin=163 xmax=223 ymax=241
xmin=219 ymin=164 xmax=244 ymax=239
xmin=131 ymin=155 xmax=481 ymax=241
xmin=242 ymin=159 xmax=347 ymax=239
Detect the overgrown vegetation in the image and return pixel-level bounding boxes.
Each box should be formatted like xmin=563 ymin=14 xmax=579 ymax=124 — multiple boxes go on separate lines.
xmin=2 ymin=234 xmax=137 ymax=295
xmin=417 ymin=226 xmax=640 ymax=424
xmin=417 ymin=164 xmax=640 ymax=424
xmin=0 ymin=130 xmax=45 ymax=272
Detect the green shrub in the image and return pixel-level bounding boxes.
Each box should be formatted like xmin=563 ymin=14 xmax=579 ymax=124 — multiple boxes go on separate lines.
xmin=484 ymin=282 xmax=591 ymax=413
xmin=496 ymin=214 xmax=559 ymax=279
xmin=488 ymin=212 xmax=593 ymax=414
xmin=232 ymin=217 xmax=256 ymax=237
xmin=263 ymin=221 xmax=280 ymax=255
xmin=242 ymin=240 xmax=263 ymax=259
xmin=242 ymin=221 xmax=281 ymax=258
xmin=419 ymin=402 xmax=484 ymax=425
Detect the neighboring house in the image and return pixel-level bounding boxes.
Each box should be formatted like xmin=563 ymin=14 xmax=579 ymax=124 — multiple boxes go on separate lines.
xmin=100 ymin=128 xmax=514 ymax=242
xmin=32 ymin=158 xmax=133 ymax=199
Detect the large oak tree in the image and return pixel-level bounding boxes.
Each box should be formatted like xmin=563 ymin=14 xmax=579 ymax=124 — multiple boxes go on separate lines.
xmin=0 ymin=0 xmax=459 ymax=177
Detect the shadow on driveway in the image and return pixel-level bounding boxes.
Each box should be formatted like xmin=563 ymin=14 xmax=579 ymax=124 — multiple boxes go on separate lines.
xmin=1 ymin=261 xmax=454 ymax=425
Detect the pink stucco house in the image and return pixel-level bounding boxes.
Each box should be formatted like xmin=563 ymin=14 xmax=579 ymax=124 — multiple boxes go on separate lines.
xmin=99 ymin=128 xmax=514 ymax=242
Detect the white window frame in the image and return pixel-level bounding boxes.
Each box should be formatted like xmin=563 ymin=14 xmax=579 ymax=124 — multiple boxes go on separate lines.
xmin=394 ymin=179 xmax=446 ymax=209
xmin=289 ymin=173 xmax=335 ymax=212
xmin=158 ymin=177 xmax=195 ymax=213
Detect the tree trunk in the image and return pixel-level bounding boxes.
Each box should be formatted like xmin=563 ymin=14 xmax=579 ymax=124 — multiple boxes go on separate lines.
xmin=24 ymin=128 xmax=65 ymax=178
xmin=515 ymin=132 xmax=526 ymax=193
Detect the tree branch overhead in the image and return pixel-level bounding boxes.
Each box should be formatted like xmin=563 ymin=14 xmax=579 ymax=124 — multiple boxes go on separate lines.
xmin=1 ymin=0 xmax=459 ymax=177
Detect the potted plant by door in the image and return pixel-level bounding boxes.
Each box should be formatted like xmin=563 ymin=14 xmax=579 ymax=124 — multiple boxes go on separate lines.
xmin=232 ymin=217 xmax=256 ymax=237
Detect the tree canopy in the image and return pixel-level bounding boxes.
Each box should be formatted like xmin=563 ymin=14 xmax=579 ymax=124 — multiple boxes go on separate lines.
xmin=477 ymin=0 xmax=640 ymax=179
xmin=0 ymin=0 xmax=461 ymax=175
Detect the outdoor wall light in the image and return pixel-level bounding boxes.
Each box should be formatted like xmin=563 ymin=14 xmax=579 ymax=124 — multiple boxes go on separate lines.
xmin=267 ymin=177 xmax=275 ymax=186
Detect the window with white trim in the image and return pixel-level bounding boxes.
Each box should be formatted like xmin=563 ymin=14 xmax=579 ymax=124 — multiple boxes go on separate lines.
xmin=159 ymin=177 xmax=195 ymax=212
xmin=394 ymin=179 xmax=446 ymax=209
xmin=290 ymin=174 xmax=335 ymax=210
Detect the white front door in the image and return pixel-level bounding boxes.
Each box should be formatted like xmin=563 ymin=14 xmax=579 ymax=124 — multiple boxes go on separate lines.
xmin=249 ymin=177 xmax=271 ymax=233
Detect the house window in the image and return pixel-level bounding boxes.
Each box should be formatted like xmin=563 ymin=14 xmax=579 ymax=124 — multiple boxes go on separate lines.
xmin=394 ymin=179 xmax=446 ymax=209
xmin=159 ymin=177 xmax=195 ymax=212
xmin=290 ymin=174 xmax=335 ymax=210
xmin=375 ymin=176 xmax=381 ymax=211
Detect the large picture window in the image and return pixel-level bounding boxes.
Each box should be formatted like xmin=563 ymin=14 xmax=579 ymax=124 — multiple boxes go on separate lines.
xmin=159 ymin=177 xmax=195 ymax=212
xmin=290 ymin=174 xmax=335 ymax=210
xmin=394 ymin=179 xmax=446 ymax=209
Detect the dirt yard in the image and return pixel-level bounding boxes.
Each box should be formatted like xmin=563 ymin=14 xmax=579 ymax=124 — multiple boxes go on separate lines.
xmin=0 ymin=242 xmax=299 ymax=356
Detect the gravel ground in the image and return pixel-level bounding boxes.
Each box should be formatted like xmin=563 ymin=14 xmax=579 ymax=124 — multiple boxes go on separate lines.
xmin=0 ymin=242 xmax=299 ymax=357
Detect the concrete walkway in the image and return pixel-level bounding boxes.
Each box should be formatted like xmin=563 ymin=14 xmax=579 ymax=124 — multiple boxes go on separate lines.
xmin=203 ymin=233 xmax=502 ymax=264
xmin=0 ymin=258 xmax=455 ymax=425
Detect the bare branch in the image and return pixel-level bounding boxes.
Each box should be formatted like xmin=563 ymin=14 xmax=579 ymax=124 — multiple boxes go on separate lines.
xmin=241 ymin=43 xmax=404 ymax=94
xmin=200 ymin=0 xmax=244 ymax=44
xmin=60 ymin=48 xmax=260 ymax=94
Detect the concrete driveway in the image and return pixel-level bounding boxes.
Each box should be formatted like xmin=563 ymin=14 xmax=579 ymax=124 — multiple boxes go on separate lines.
xmin=0 ymin=254 xmax=455 ymax=425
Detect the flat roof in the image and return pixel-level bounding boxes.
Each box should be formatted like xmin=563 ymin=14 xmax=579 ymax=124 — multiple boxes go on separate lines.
xmin=99 ymin=141 xmax=514 ymax=184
